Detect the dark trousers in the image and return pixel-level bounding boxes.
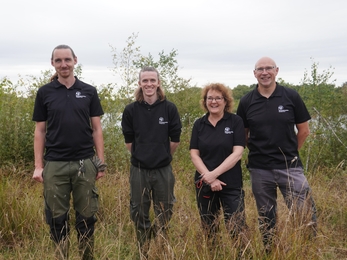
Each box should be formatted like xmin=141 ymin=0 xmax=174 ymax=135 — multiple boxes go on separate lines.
xmin=249 ymin=167 xmax=317 ymax=246
xmin=196 ymin=185 xmax=246 ymax=238
xmin=129 ymin=164 xmax=176 ymax=247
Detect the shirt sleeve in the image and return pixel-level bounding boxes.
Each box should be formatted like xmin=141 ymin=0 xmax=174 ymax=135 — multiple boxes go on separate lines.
xmin=236 ymin=99 xmax=249 ymax=128
xmin=168 ymin=102 xmax=182 ymax=142
xmin=32 ymin=88 xmax=47 ymax=122
xmin=232 ymin=115 xmax=246 ymax=147
xmin=90 ymin=88 xmax=104 ymax=117
xmin=121 ymin=105 xmax=134 ymax=143
xmin=189 ymin=119 xmax=200 ymax=150
xmin=293 ymin=92 xmax=311 ymax=124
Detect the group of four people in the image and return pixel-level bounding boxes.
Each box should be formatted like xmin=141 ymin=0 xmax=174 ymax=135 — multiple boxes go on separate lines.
xmin=32 ymin=44 xmax=317 ymax=259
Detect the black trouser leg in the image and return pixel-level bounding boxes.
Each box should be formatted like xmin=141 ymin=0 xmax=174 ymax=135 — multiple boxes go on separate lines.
xmin=45 ymin=208 xmax=70 ymax=259
xmin=75 ymin=211 xmax=97 ymax=260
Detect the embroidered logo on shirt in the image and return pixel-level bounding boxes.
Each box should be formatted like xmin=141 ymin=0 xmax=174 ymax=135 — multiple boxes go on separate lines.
xmin=224 ymin=127 xmax=233 ymax=134
xmin=75 ymin=91 xmax=86 ymax=98
xmin=278 ymin=105 xmax=289 ymax=113
xmin=159 ymin=117 xmax=168 ymax=125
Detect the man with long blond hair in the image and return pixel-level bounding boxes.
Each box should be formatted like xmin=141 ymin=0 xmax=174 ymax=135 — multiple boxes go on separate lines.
xmin=121 ymin=66 xmax=182 ymax=258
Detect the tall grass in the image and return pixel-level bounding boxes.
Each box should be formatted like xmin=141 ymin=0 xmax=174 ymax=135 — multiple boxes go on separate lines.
xmin=1 ymin=160 xmax=346 ymax=259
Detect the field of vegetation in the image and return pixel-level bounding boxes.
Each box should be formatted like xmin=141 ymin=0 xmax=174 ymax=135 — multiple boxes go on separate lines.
xmin=1 ymin=161 xmax=346 ymax=260
xmin=1 ymin=35 xmax=346 ymax=259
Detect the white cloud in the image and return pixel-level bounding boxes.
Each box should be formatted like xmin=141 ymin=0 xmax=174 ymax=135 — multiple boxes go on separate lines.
xmin=1 ymin=0 xmax=346 ymax=88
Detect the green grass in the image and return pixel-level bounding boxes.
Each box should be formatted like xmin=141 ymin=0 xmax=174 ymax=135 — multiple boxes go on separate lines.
xmin=0 ymin=163 xmax=346 ymax=260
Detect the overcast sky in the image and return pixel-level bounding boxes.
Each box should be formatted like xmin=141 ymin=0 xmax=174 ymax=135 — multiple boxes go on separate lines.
xmin=1 ymin=0 xmax=346 ymax=89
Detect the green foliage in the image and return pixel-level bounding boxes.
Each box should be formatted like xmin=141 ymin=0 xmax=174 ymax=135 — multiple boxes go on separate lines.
xmin=297 ymin=59 xmax=347 ymax=171
xmin=166 ymin=86 xmax=203 ymax=127
xmin=232 ymin=84 xmax=255 ymax=100
xmin=134 ymin=49 xmax=192 ymax=94
xmin=0 ymin=77 xmax=36 ymax=164
xmin=109 ymin=32 xmax=142 ymax=101
xmin=300 ymin=62 xmax=337 ymax=119
xmin=109 ymin=32 xmax=193 ymax=99
xmin=276 ymin=78 xmax=298 ymax=90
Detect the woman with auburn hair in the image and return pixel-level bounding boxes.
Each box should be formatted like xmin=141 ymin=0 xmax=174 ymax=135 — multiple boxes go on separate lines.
xmin=190 ymin=83 xmax=247 ymax=254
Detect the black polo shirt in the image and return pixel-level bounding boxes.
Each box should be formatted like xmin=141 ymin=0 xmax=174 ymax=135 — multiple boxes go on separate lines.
xmin=189 ymin=112 xmax=245 ymax=189
xmin=236 ymin=83 xmax=311 ymax=169
xmin=32 ymin=77 xmax=104 ymax=161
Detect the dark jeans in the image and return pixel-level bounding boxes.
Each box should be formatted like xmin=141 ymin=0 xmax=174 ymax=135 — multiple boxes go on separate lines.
xmin=196 ymin=184 xmax=246 ymax=238
xmin=249 ymin=167 xmax=317 ymax=245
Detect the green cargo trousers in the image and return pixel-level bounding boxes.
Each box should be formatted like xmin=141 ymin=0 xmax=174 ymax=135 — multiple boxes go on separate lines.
xmin=129 ymin=164 xmax=176 ymax=249
xmin=43 ymin=159 xmax=99 ymax=259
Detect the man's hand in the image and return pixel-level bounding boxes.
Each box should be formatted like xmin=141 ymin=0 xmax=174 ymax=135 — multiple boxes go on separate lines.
xmin=33 ymin=168 xmax=44 ymax=183
xmin=96 ymin=171 xmax=105 ymax=180
xmin=91 ymin=156 xmax=107 ymax=173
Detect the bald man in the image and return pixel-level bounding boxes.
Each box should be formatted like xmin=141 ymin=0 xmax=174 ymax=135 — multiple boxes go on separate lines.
xmin=237 ymin=57 xmax=317 ymax=253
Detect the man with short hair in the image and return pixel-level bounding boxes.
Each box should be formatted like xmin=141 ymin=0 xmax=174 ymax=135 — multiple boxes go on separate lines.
xmin=121 ymin=66 xmax=182 ymax=258
xmin=32 ymin=44 xmax=105 ymax=260
xmin=237 ymin=57 xmax=317 ymax=253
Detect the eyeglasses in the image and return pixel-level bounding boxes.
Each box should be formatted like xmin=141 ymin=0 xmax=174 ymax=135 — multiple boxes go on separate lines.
xmin=206 ymin=96 xmax=224 ymax=102
xmin=254 ymin=66 xmax=276 ymax=73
